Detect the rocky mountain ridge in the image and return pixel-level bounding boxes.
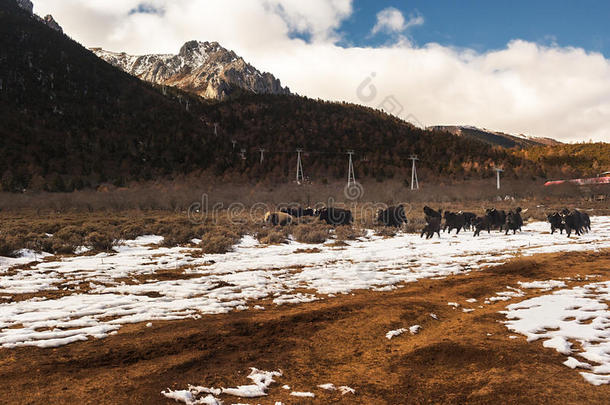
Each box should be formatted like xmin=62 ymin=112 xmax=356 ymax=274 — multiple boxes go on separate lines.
xmin=15 ymin=0 xmax=62 ymax=33
xmin=92 ymin=41 xmax=291 ymax=100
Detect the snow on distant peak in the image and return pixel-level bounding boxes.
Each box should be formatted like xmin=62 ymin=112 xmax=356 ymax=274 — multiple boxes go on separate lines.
xmin=91 ymin=41 xmax=291 ymax=100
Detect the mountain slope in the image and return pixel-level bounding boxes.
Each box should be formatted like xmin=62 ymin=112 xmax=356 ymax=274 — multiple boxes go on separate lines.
xmin=0 ymin=0 xmax=222 ymax=191
xmin=92 ymin=41 xmax=291 ymax=100
xmin=1 ymin=0 xmax=596 ymax=192
xmin=428 ymin=125 xmax=561 ymax=149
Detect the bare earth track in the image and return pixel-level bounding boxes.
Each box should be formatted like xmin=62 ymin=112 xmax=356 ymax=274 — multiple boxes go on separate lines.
xmin=0 ymin=250 xmax=608 ymax=404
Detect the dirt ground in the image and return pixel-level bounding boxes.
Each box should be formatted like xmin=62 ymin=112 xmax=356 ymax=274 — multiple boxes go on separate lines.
xmin=0 ymin=249 xmax=609 ymax=404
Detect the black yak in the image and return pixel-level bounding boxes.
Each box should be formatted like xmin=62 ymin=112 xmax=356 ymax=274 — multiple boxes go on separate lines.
xmin=561 ymin=208 xmax=586 ymax=237
xmin=547 ymin=212 xmax=564 ymax=234
xmin=473 ymin=215 xmax=492 ymax=237
xmin=443 ymin=211 xmax=466 ymax=234
xmin=423 ymin=206 xmax=442 ymax=219
xmin=504 ymin=208 xmax=524 ymax=235
xmin=377 ymin=205 xmax=408 ymax=227
xmin=486 ymin=208 xmax=506 ymax=231
xmin=461 ymin=212 xmax=477 ymax=230
xmin=420 ymin=217 xmax=441 ymax=239
xmin=316 ymin=207 xmax=353 ymax=226
xmin=421 ymin=207 xmax=442 ymax=239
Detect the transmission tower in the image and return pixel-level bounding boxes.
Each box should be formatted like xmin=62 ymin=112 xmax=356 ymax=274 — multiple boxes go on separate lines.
xmin=231 ymin=139 xmax=237 ymax=151
xmin=259 ymin=148 xmax=265 ymax=164
xmin=494 ymin=167 xmax=504 ymax=190
xmin=296 ymin=148 xmax=304 ymax=184
xmin=409 ymin=155 xmax=419 ymax=190
xmin=347 ymin=150 xmax=356 ymax=187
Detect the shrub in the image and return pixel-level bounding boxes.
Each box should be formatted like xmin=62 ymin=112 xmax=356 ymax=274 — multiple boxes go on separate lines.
xmin=335 ymin=225 xmax=366 ymax=241
xmin=161 ymin=226 xmax=197 ymax=247
xmin=200 ymin=229 xmax=240 ymax=254
xmin=54 ymin=226 xmax=86 ymax=245
xmin=292 ymin=224 xmax=330 ymax=244
xmin=258 ymin=229 xmax=288 ymax=245
xmin=120 ymin=224 xmax=145 ymax=240
xmin=86 ymin=231 xmax=116 ymax=252
xmin=0 ymin=234 xmax=20 ymax=257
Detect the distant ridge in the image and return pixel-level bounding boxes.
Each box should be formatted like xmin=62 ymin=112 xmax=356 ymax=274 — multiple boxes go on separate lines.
xmin=427 ymin=125 xmax=561 ymax=148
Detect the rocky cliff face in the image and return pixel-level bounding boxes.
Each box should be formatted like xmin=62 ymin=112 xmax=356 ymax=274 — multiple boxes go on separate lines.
xmin=42 ymin=14 xmax=62 ymax=33
xmin=92 ymin=41 xmax=291 ymax=100
xmin=15 ymin=0 xmax=62 ymax=32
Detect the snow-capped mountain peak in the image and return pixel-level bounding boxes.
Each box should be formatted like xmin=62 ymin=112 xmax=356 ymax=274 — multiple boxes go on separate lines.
xmin=91 ymin=41 xmax=291 ymax=100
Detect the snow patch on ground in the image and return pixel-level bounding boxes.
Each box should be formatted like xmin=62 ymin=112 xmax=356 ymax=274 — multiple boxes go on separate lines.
xmin=1 ymin=217 xmax=609 ymax=348
xmin=162 ymin=368 xmax=281 ymax=403
xmin=504 ymin=281 xmax=610 ymax=385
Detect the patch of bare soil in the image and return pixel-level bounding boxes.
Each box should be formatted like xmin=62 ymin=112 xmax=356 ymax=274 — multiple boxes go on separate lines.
xmin=0 ymin=250 xmax=608 ymax=404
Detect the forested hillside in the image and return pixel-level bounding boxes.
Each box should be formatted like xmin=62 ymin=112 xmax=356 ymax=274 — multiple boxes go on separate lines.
xmin=517 ymin=143 xmax=610 ymax=179
xmin=0 ymin=0 xmax=604 ymax=193
xmin=0 ymin=0 xmax=223 ymax=192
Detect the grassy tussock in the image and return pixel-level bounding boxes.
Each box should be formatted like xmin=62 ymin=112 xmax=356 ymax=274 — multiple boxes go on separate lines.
xmin=200 ymin=229 xmax=241 ymax=254
xmin=292 ymin=223 xmax=332 ymax=244
xmin=256 ymin=227 xmax=290 ymax=245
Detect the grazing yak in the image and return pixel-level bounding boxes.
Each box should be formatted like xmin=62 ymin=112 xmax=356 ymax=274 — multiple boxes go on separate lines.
xmin=377 ymin=205 xmax=408 ymax=227
xmin=504 ymin=207 xmax=524 ymax=235
xmin=443 ymin=211 xmax=466 ymax=234
xmin=461 ymin=212 xmax=477 ymax=230
xmin=264 ymin=211 xmax=294 ymax=226
xmin=486 ymin=208 xmax=507 ymax=231
xmin=547 ymin=212 xmax=565 ymax=234
xmin=421 ymin=206 xmax=442 ymax=239
xmin=280 ymin=206 xmax=314 ymax=218
xmin=316 ymin=207 xmax=353 ymax=226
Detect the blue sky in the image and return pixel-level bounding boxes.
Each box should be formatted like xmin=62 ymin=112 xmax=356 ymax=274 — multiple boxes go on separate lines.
xmin=334 ymin=1 xmax=609 ymax=56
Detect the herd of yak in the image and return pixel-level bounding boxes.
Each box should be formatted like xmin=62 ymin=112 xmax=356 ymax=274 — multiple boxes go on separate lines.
xmin=263 ymin=205 xmax=592 ymax=238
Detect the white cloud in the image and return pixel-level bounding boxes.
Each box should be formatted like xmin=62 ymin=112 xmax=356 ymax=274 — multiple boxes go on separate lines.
xmin=371 ymin=7 xmax=423 ymax=35
xmin=32 ymin=0 xmax=610 ymax=142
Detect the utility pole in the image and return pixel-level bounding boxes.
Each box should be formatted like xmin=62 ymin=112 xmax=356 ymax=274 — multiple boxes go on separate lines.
xmin=409 ymin=155 xmax=419 ymax=190
xmin=494 ymin=167 xmax=504 ymax=190
xmin=296 ymin=148 xmax=304 ymax=184
xmin=259 ymin=148 xmax=265 ymax=164
xmin=347 ymin=150 xmax=356 ymax=187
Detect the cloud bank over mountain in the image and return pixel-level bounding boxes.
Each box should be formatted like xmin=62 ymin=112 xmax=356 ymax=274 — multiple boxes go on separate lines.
xmin=34 ymin=0 xmax=610 ymax=142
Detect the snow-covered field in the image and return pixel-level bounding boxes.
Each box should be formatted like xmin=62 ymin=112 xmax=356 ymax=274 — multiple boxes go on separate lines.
xmin=504 ymin=280 xmax=610 ymax=386
xmin=0 ymin=217 xmax=609 ymax=349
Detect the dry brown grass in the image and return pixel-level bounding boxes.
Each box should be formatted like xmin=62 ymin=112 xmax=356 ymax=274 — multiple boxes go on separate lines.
xmin=292 ymin=223 xmax=332 ymax=244
xmin=86 ymin=231 xmax=117 ymax=252
xmin=200 ymin=229 xmax=240 ymax=254
xmin=334 ymin=225 xmax=366 ymax=241
xmin=256 ymin=227 xmax=290 ymax=245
